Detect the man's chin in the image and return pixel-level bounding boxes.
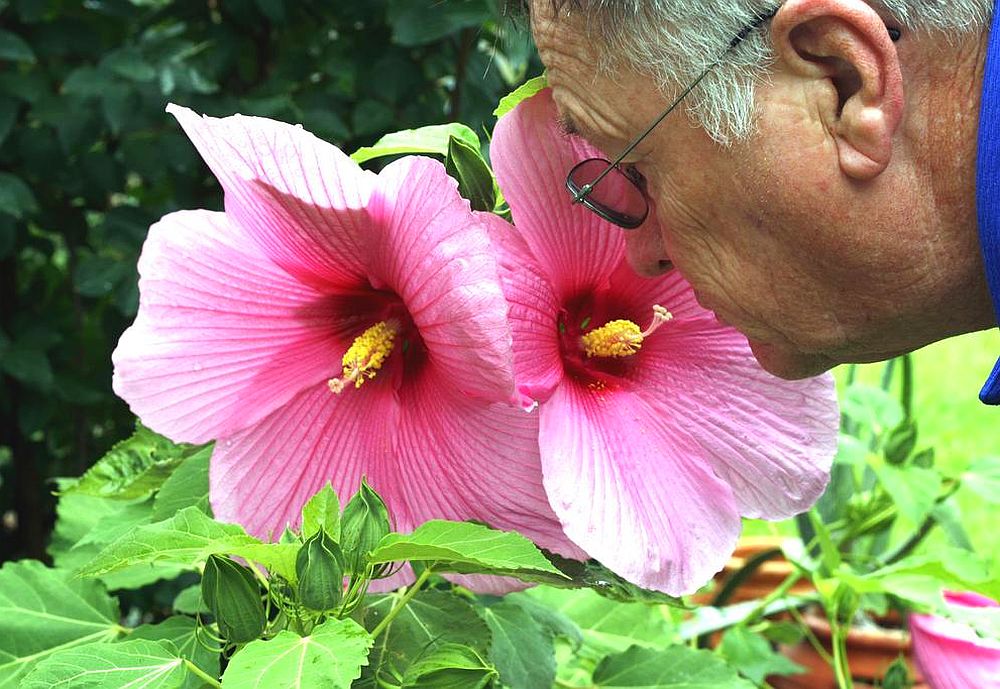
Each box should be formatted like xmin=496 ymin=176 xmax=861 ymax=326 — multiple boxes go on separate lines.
xmin=747 ymin=339 xmax=836 ymax=380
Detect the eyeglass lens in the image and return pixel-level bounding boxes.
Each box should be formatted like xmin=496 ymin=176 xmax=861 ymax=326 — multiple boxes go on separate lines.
xmin=567 ymin=158 xmax=649 ymax=229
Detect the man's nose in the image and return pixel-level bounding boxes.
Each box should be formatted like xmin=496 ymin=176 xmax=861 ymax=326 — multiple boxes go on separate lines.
xmin=624 ymin=221 xmax=672 ymax=277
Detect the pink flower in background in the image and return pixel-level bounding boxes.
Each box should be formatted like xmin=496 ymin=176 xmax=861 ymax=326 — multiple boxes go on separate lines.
xmin=911 ymin=592 xmax=1000 ymax=689
xmin=112 ymin=106 xmax=577 ymax=570
xmin=487 ymin=89 xmax=839 ymax=595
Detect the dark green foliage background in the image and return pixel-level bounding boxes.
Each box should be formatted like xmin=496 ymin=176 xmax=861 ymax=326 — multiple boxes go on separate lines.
xmin=0 ymin=0 xmax=537 ymax=562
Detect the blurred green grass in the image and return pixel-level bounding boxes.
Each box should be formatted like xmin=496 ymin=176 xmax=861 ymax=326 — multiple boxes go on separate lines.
xmin=746 ymin=329 xmax=1000 ymax=557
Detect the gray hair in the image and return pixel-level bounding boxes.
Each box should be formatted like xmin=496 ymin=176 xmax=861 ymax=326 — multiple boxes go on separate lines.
xmin=554 ymin=1 xmax=992 ymax=143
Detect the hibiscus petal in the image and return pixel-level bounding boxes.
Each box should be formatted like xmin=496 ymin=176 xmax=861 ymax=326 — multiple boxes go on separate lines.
xmin=168 ymin=104 xmax=373 ymax=291
xmin=391 ymin=364 xmax=581 ymax=561
xmin=539 ymin=381 xmax=741 ymax=595
xmin=492 ymin=89 xmax=625 ymax=299
xmin=113 ymin=210 xmax=345 ymax=444
xmin=911 ymin=592 xmax=1000 ymax=689
xmin=367 ymin=156 xmax=516 ymax=402
xmin=630 ymin=315 xmax=839 ymax=520
xmin=210 ymin=379 xmax=400 ymax=540
xmin=483 ymin=213 xmax=565 ymax=406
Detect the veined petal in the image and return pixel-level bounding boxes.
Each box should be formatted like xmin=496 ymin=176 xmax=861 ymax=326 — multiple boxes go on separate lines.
xmin=391 ymin=364 xmax=580 ymax=560
xmin=629 ymin=316 xmax=838 ymax=519
xmin=483 ymin=213 xmax=565 ymax=406
xmin=168 ymin=104 xmax=373 ymax=291
xmin=539 ymin=381 xmax=741 ymax=595
xmin=911 ymin=592 xmax=1000 ymax=689
xmin=367 ymin=156 xmax=516 ymax=402
xmin=492 ymin=89 xmax=625 ymax=300
xmin=210 ymin=379 xmax=400 ymax=540
xmin=112 ymin=210 xmax=345 ymax=444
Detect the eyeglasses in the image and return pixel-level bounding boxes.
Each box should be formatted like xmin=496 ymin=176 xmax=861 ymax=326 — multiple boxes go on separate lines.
xmin=565 ymin=8 xmax=902 ymax=229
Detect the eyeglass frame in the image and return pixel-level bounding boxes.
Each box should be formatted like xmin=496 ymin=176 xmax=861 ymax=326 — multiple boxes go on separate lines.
xmin=564 ymin=7 xmax=902 ymax=229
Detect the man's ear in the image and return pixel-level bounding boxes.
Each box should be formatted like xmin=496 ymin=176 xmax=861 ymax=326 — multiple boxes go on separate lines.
xmin=771 ymin=0 xmax=904 ymax=181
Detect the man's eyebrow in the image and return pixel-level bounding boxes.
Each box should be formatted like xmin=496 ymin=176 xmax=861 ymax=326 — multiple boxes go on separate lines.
xmin=557 ymin=113 xmax=581 ymax=137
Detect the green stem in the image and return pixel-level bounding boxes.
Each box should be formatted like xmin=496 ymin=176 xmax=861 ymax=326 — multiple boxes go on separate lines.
xmin=788 ymin=606 xmax=835 ymax=666
xmin=370 ymin=567 xmax=433 ymax=639
xmin=830 ymin=620 xmax=853 ymax=689
xmin=742 ymin=571 xmax=804 ymax=626
xmin=184 ymin=659 xmax=222 ymax=688
xmin=900 ymin=354 xmax=914 ymax=419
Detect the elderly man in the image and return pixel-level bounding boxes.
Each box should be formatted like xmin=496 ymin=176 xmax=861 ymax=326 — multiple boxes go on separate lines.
xmin=527 ymin=0 xmax=1000 ymax=404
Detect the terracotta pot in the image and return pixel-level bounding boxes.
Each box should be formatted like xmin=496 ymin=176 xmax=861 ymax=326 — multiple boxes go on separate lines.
xmin=693 ymin=536 xmax=815 ymax=605
xmin=769 ymin=610 xmax=928 ymax=689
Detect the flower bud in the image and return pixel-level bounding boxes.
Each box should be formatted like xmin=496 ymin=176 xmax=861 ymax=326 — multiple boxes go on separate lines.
xmin=296 ymin=529 xmax=344 ymax=611
xmin=341 ymin=479 xmax=391 ymax=576
xmin=884 ymin=421 xmax=917 ymax=466
xmin=202 ymin=554 xmax=267 ymax=643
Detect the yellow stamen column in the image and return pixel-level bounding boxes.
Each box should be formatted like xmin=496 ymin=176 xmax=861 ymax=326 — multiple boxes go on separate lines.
xmin=580 ymin=305 xmax=673 ymax=359
xmin=328 ymin=320 xmax=398 ymax=393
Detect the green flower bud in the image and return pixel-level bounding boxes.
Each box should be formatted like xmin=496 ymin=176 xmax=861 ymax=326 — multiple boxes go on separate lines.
xmin=884 ymin=421 xmax=918 ymax=466
xmin=341 ymin=479 xmax=391 ymax=576
xmin=296 ymin=529 xmax=344 ymax=611
xmin=882 ymin=658 xmax=912 ymax=689
xmin=202 ymin=554 xmax=266 ymax=643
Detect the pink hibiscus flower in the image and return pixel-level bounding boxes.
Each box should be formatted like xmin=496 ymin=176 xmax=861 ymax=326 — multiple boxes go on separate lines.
xmin=486 ymin=89 xmax=839 ymax=595
xmin=911 ymin=592 xmax=1000 ymax=689
xmin=112 ymin=105 xmax=575 ymax=566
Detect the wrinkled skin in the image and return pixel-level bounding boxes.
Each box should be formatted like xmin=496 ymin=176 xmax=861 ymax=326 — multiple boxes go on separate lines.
xmin=531 ymin=0 xmax=995 ymax=379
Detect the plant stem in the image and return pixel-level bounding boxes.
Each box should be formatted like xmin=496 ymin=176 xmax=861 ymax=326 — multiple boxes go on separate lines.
xmin=830 ymin=620 xmax=853 ymax=689
xmin=370 ymin=567 xmax=433 ymax=639
xmin=787 ymin=606 xmax=835 ymax=667
xmin=184 ymin=659 xmax=222 ymax=688
xmin=742 ymin=571 xmax=804 ymax=626
xmin=900 ymin=354 xmax=914 ymax=419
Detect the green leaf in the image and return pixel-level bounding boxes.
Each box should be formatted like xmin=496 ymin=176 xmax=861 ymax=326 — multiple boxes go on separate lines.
xmin=592 ymin=645 xmax=756 ymax=689
xmin=717 ymin=628 xmax=804 ymax=684
xmin=77 ymin=506 xmax=297 ymax=581
xmin=370 ymin=520 xmax=565 ymax=578
xmin=494 ymin=75 xmax=547 ymax=118
xmin=151 ymin=445 xmax=212 ymax=520
xmin=172 ymin=585 xmax=208 ymax=615
xmin=0 ymin=29 xmax=35 ymax=63
xmin=387 ymin=0 xmax=493 ymax=46
xmin=364 ymin=590 xmax=491 ymax=685
xmin=61 ymin=66 xmax=110 ymax=98
xmin=962 ymin=456 xmax=1000 ymax=504
xmin=301 ymin=482 xmax=340 ymax=541
xmin=21 ymin=639 xmax=189 ymax=689
xmin=0 ymin=343 xmax=51 ymax=387
xmin=64 ymin=425 xmax=189 ymax=500
xmin=351 ymin=123 xmax=480 ymax=164
xmin=479 ymin=601 xmax=555 ymax=689
xmin=102 ymin=48 xmax=156 ymax=82
xmin=220 ymin=618 xmax=372 ymax=689
xmin=524 ymin=587 xmax=676 ymax=656
xmin=445 ymin=135 xmax=496 ymax=212
xmin=400 ymin=643 xmax=498 ymax=689
xmin=0 ymin=172 xmax=37 ymax=219
xmin=74 ymin=254 xmax=132 ymax=297
xmin=0 ymin=561 xmax=122 ymax=688
xmin=874 ymin=464 xmax=942 ymax=525
xmin=131 ymin=617 xmax=220 ymax=688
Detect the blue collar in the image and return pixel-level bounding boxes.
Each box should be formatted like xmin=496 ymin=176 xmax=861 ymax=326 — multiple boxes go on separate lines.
xmin=976 ymin=8 xmax=1000 ymax=405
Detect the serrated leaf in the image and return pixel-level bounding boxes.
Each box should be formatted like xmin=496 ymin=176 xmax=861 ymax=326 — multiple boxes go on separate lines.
xmin=364 ymin=590 xmax=491 ymax=685
xmin=479 ymin=601 xmax=554 ymax=689
xmin=0 ymin=561 xmax=122 ymax=688
xmin=351 ymin=123 xmax=479 ymax=164
xmin=301 ymin=482 xmax=340 ymax=541
xmin=400 ymin=643 xmax=498 ymax=689
xmin=151 ymin=445 xmax=212 ymax=520
xmin=21 ymin=639 xmax=189 ymax=689
xmin=494 ymin=75 xmax=547 ymax=118
xmin=64 ymin=425 xmax=189 ymax=500
xmin=131 ymin=617 xmax=220 ymax=688
xmin=593 ymin=645 xmax=756 ymax=688
xmin=77 ymin=506 xmax=297 ymax=581
xmin=370 ymin=520 xmax=565 ymax=578
xmin=220 ymin=618 xmax=372 ymax=689
xmin=0 ymin=29 xmax=35 ymax=63
xmin=717 ymin=628 xmax=804 ymax=684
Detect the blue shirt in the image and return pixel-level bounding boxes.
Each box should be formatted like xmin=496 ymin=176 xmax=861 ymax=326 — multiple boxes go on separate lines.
xmin=977 ymin=7 xmax=1000 ymax=404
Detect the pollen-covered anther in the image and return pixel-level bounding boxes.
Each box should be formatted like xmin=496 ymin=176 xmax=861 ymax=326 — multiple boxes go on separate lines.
xmin=328 ymin=320 xmax=399 ymax=394
xmin=580 ymin=305 xmax=673 ymax=359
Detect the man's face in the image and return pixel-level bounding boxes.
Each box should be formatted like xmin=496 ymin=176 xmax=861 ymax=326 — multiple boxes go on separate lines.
xmin=530 ymin=2 xmax=982 ymax=379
